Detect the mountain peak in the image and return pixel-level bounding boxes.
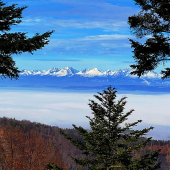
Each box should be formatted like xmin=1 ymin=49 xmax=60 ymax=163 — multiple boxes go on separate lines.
xmin=19 ymin=66 xmax=162 ymax=79
xmin=92 ymin=68 xmax=98 ymax=70
xmin=64 ymin=66 xmax=72 ymax=70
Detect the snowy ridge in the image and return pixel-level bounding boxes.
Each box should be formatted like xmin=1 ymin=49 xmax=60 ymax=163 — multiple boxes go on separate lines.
xmin=2 ymin=66 xmax=170 ymax=90
xmin=20 ymin=66 xmax=162 ymax=78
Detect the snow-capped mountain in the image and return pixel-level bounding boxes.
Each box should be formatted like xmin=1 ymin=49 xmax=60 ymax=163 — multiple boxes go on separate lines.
xmin=1 ymin=67 xmax=170 ymax=92
xmin=20 ymin=66 xmax=79 ymax=76
xmin=20 ymin=66 xmax=162 ymax=79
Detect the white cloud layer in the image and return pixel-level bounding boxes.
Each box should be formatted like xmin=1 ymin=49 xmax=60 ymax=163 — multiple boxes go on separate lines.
xmin=0 ymin=89 xmax=169 ymax=140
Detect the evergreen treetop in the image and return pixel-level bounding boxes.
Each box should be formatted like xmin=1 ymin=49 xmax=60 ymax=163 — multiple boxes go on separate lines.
xmin=58 ymin=86 xmax=161 ymax=170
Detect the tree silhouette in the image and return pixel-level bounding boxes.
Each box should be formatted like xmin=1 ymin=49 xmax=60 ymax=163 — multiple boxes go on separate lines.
xmin=128 ymin=0 xmax=170 ymax=79
xmin=0 ymin=0 xmax=54 ymax=79
xmin=58 ymin=86 xmax=161 ymax=169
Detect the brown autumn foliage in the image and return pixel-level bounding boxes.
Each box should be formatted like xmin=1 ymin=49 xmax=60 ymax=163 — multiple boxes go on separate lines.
xmin=1 ymin=117 xmax=170 ymax=169
xmin=0 ymin=125 xmax=69 ymax=170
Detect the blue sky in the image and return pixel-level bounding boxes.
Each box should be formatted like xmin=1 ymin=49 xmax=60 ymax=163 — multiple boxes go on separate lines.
xmin=5 ymin=0 xmax=169 ymax=72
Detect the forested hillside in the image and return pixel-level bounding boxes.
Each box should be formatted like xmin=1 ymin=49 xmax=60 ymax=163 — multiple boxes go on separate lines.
xmin=0 ymin=117 xmax=169 ymax=170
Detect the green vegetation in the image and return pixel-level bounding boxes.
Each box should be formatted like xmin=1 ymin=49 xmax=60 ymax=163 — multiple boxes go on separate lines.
xmin=128 ymin=0 xmax=170 ymax=79
xmin=0 ymin=0 xmax=54 ymax=79
xmin=58 ymin=86 xmax=161 ymax=169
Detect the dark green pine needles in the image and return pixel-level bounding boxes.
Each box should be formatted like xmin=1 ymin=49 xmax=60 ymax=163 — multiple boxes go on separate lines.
xmin=0 ymin=0 xmax=54 ymax=80
xmin=57 ymin=86 xmax=161 ymax=170
xmin=128 ymin=0 xmax=170 ymax=79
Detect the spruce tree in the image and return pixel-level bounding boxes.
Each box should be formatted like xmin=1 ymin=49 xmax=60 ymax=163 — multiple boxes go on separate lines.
xmin=58 ymin=86 xmax=161 ymax=170
xmin=128 ymin=0 xmax=170 ymax=79
xmin=0 ymin=0 xmax=54 ymax=79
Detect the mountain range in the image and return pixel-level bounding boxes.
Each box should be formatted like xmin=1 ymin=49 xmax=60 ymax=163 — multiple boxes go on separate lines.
xmin=1 ymin=67 xmax=170 ymax=92
xmin=20 ymin=66 xmax=161 ymax=79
